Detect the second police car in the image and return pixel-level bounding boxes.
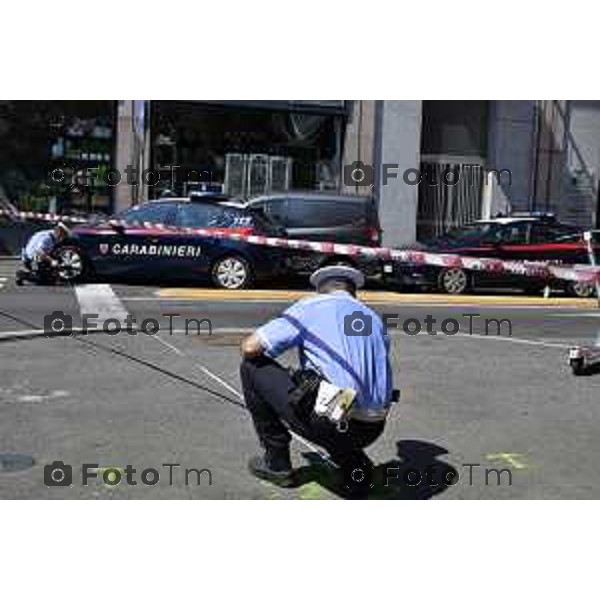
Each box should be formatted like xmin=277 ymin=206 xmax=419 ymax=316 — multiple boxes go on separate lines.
xmin=388 ymin=213 xmax=599 ymax=297
xmin=53 ymin=194 xmax=287 ymax=289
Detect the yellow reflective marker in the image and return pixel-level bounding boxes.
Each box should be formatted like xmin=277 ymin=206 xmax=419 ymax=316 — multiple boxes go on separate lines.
xmin=97 ymin=466 xmax=126 ymax=487
xmin=298 ymin=482 xmax=330 ymax=500
xmin=486 ymin=453 xmax=527 ymax=470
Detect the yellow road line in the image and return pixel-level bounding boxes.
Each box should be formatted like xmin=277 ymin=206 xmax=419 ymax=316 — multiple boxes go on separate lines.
xmin=157 ymin=288 xmax=598 ymax=308
xmin=160 ymin=289 xmax=311 ymax=301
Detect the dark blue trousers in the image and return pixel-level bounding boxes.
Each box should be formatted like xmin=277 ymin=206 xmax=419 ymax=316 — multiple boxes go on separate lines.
xmin=240 ymin=355 xmax=384 ymax=471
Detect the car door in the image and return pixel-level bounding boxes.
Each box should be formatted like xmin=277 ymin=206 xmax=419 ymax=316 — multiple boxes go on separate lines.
xmin=255 ymin=197 xmax=289 ymax=231
xmin=101 ymin=202 xmax=178 ymax=278
xmin=287 ymin=199 xmax=365 ymax=243
xmin=490 ymin=221 xmax=536 ymax=286
xmin=495 ymin=221 xmax=533 ymax=261
xmin=172 ymin=202 xmax=221 ymax=277
xmin=528 ymin=223 xmax=587 ymax=263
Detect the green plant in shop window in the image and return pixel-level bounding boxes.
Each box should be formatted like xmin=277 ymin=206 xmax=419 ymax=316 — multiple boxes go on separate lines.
xmin=16 ymin=182 xmax=52 ymax=212
xmin=94 ymin=164 xmax=108 ymax=189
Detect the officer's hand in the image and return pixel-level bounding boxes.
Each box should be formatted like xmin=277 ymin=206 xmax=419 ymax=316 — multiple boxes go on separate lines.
xmin=241 ymin=333 xmax=265 ymax=358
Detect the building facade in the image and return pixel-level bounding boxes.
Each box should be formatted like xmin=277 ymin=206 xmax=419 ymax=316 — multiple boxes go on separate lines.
xmin=1 ymin=100 xmax=598 ymax=248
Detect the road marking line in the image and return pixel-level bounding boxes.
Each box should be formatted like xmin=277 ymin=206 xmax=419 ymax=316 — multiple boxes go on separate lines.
xmin=156 ymin=325 xmax=572 ymax=348
xmin=150 ymin=334 xmax=336 ymax=468
xmin=74 ymin=283 xmax=128 ymax=323
xmin=387 ymin=329 xmax=572 ymax=349
xmin=124 ymin=296 xmax=599 ymax=311
xmin=547 ymin=313 xmax=600 ymax=318
xmin=152 ymin=335 xmax=243 ymax=399
xmin=0 ymin=325 xmax=574 ymax=350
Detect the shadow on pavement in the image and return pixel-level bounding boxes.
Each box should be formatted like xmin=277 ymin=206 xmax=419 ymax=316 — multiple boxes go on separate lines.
xmin=294 ymin=439 xmax=457 ymax=500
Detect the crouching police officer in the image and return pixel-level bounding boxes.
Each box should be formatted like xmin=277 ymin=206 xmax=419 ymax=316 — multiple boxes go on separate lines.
xmin=17 ymin=222 xmax=70 ymax=285
xmin=240 ymin=265 xmax=394 ymax=493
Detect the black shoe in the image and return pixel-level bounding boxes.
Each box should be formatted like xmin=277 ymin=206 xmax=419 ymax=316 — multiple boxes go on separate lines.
xmin=248 ymin=455 xmax=295 ymax=488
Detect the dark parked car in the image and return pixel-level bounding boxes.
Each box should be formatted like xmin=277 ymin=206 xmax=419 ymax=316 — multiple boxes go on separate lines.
xmin=247 ymin=193 xmax=381 ymax=275
xmin=53 ymin=195 xmax=285 ymax=289
xmin=387 ymin=214 xmax=599 ymax=296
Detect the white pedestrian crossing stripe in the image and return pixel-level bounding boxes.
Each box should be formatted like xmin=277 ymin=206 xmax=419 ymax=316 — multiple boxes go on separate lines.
xmin=75 ymin=284 xmax=128 ymax=324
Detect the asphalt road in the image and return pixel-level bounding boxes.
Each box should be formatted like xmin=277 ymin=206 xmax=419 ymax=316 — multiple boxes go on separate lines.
xmin=1 ymin=259 xmax=600 ymax=499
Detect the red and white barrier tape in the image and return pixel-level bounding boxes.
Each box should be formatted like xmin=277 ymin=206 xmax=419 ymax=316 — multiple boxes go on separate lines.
xmin=0 ymin=209 xmax=88 ymax=224
xmin=2 ymin=210 xmax=599 ymax=284
xmin=108 ymin=218 xmax=600 ymax=285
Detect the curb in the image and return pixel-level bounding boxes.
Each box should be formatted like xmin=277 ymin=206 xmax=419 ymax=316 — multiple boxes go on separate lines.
xmin=157 ymin=288 xmax=600 ymax=308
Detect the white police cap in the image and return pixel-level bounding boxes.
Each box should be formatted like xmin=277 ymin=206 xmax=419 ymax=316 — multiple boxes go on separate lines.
xmin=55 ymin=221 xmax=71 ymax=235
xmin=309 ymin=265 xmax=365 ymax=290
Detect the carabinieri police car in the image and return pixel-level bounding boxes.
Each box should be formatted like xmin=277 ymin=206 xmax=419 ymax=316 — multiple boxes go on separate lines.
xmin=53 ymin=194 xmax=286 ymax=289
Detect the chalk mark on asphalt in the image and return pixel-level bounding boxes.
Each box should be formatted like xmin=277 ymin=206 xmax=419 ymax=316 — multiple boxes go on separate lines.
xmin=486 ymin=453 xmax=528 ymax=470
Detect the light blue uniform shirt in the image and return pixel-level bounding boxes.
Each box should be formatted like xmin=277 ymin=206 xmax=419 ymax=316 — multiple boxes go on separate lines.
xmin=22 ymin=230 xmax=56 ymax=260
xmin=256 ymin=291 xmax=393 ymax=415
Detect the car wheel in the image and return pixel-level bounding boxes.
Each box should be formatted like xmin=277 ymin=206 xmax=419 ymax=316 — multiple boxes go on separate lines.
xmin=438 ymin=267 xmax=469 ymax=294
xmin=570 ymin=358 xmax=586 ymax=376
xmin=211 ymin=255 xmax=252 ymax=290
xmin=53 ymin=245 xmax=89 ymax=283
xmin=569 ymin=282 xmax=597 ymax=298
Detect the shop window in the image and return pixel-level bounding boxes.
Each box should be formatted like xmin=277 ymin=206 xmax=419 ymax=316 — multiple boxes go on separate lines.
xmin=0 ymin=101 xmax=115 ymax=214
xmin=421 ymin=101 xmax=489 ymax=159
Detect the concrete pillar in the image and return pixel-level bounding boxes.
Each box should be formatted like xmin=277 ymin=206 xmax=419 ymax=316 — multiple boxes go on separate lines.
xmin=341 ymin=101 xmax=376 ymax=196
xmin=533 ymin=100 xmax=567 ymax=215
xmin=114 ymin=101 xmax=134 ymax=213
xmin=376 ymin=100 xmax=422 ymax=246
xmin=486 ymin=101 xmax=536 ymax=215
xmin=114 ymin=100 xmax=150 ymax=213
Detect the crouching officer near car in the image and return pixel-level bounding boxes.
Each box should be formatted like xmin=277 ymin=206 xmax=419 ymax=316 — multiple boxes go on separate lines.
xmin=17 ymin=222 xmax=70 ymax=285
xmin=240 ymin=265 xmax=394 ymax=493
